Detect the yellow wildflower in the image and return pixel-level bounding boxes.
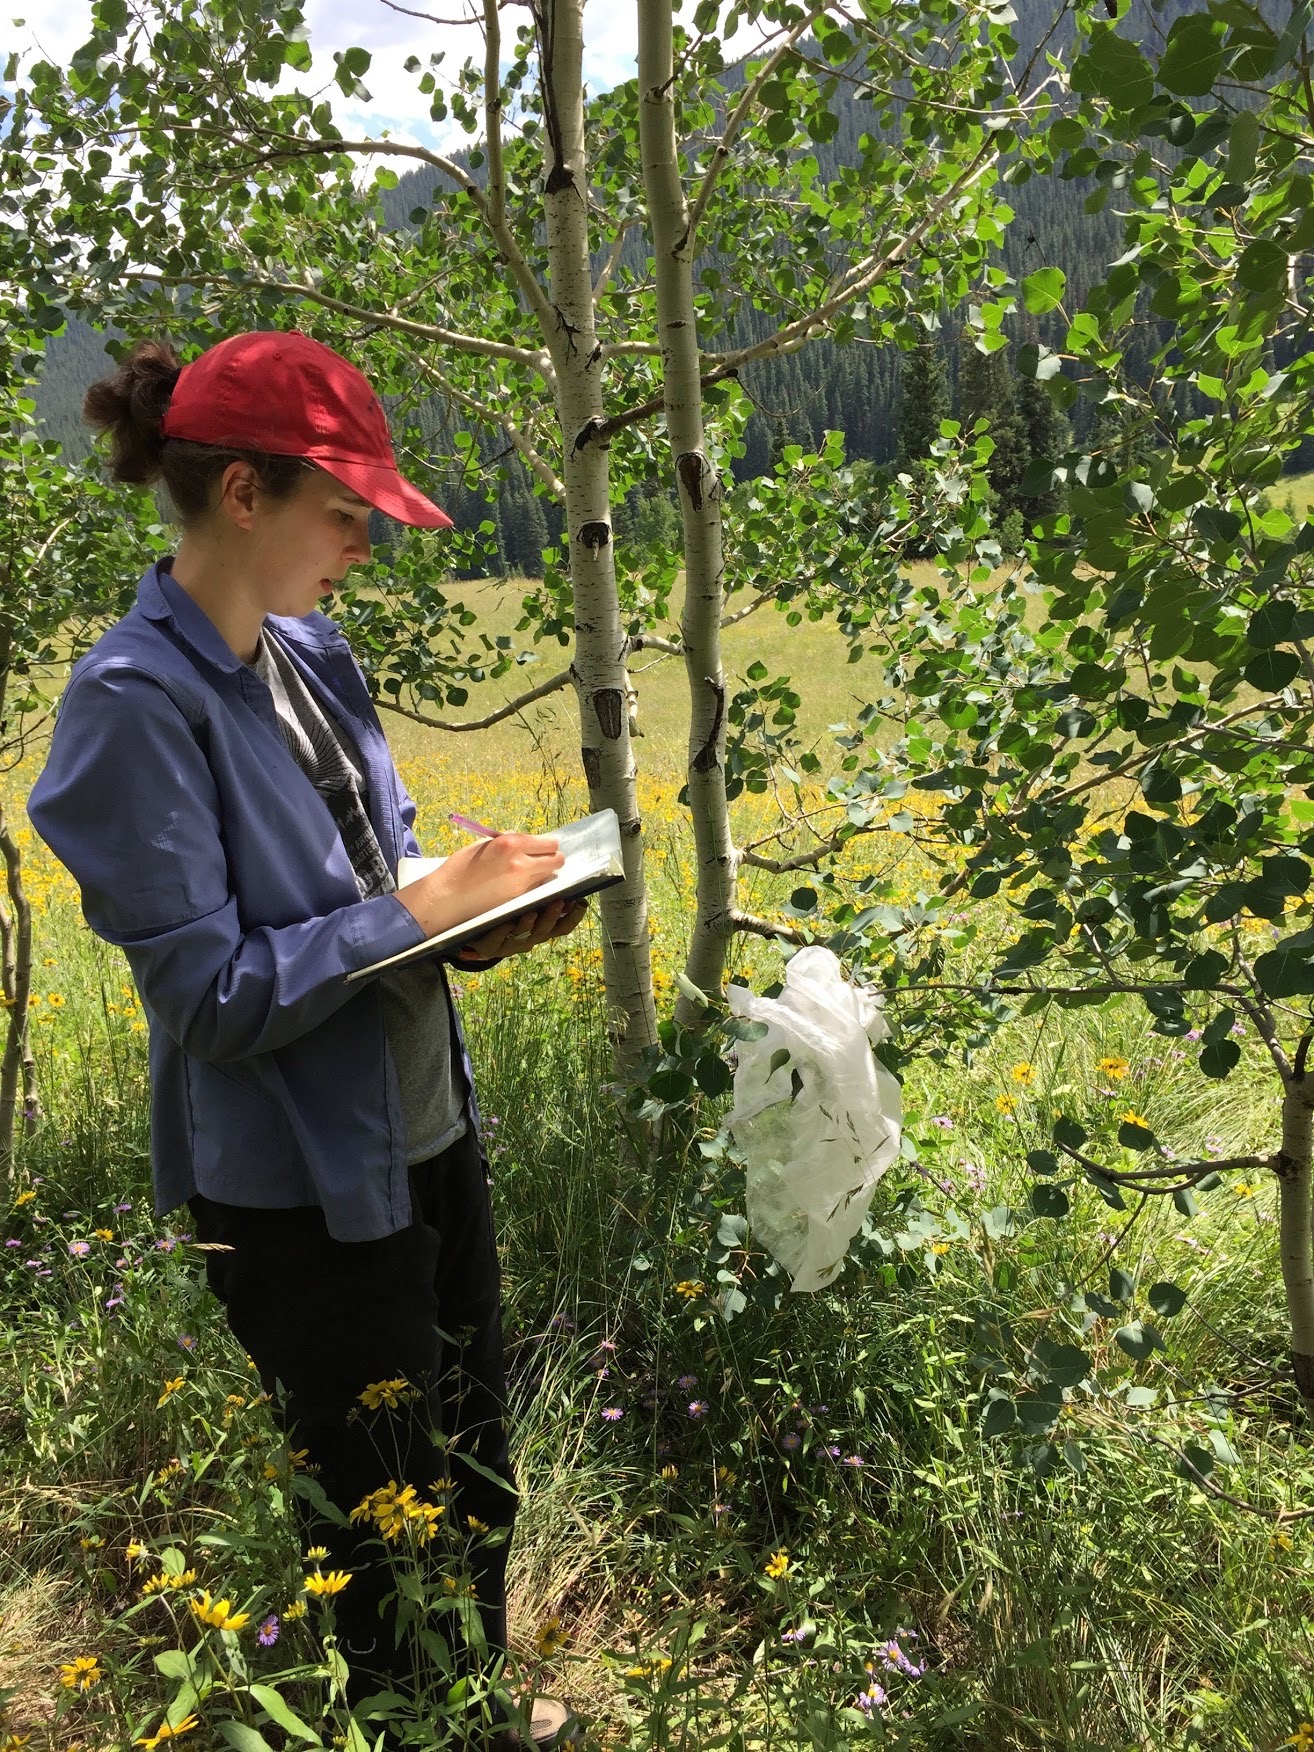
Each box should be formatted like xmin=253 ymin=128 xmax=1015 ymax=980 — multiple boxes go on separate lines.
xmin=283 ymin=1599 xmax=307 ymax=1620
xmin=1120 ymin=1109 xmax=1150 ymax=1128
xmin=931 ymin=1241 xmax=951 ymax=1255
xmin=304 ymin=1545 xmax=330 ymax=1561
xmin=1098 ymin=1056 xmax=1130 ymax=1080
xmin=79 ymin=1534 xmax=103 ymax=1551
xmin=141 ymin=1568 xmax=197 ymax=1595
xmin=1272 ymin=1530 xmax=1294 ymax=1555
xmin=93 ymin=1228 xmax=114 ymax=1242
xmin=47 ymin=992 xmax=65 ymax=1008
xmin=673 ymin=1280 xmax=704 ymax=1299
xmin=303 ymin=1569 xmax=352 ymax=1597
xmin=466 ymin=1516 xmax=489 ymax=1534
xmin=126 ymin=1542 xmax=148 ymax=1560
xmin=58 ymin=1655 xmax=102 ymax=1692
xmin=535 ymin=1616 xmax=572 ymax=1657
xmin=1234 ymin=1182 xmax=1255 ymax=1198
xmin=136 ymin=1715 xmax=199 ymax=1748
xmin=995 ymin=1094 xmax=1016 ymax=1116
xmin=1286 ymin=1727 xmax=1314 ymax=1752
xmin=189 ymin=1591 xmax=251 ymax=1631
xmin=157 ymin=1377 xmax=185 ymax=1407
xmin=12 ymin=1189 xmax=35 ymax=1207
xmin=660 ymin=1464 xmax=678 ymax=1481
xmin=357 ymin=1377 xmax=411 ymax=1410
xmin=764 ymin=1550 xmax=790 ymax=1579
xmin=1011 ymin=1062 xmax=1035 ymax=1085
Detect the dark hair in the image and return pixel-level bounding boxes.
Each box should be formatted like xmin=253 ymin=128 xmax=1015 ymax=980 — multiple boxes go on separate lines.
xmin=83 ymin=338 xmax=309 ymax=522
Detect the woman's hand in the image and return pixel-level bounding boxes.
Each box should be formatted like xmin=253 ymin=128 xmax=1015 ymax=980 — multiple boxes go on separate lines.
xmin=394 ymin=833 xmax=563 ymax=939
xmin=456 ymin=896 xmax=590 ymax=966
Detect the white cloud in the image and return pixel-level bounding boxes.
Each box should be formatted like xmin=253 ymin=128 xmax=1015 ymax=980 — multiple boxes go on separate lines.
xmin=12 ymin=0 xmax=642 ymax=147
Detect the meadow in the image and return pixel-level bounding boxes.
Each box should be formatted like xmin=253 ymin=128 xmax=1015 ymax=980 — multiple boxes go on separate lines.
xmin=2 ymin=556 xmax=1312 ymax=1752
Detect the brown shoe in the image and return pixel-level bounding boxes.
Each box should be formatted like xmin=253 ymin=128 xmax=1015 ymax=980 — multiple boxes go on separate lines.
xmin=488 ymin=1692 xmax=582 ymax=1750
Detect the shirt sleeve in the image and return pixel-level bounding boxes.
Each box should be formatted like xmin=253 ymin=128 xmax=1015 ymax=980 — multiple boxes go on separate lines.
xmin=391 ymin=761 xmax=425 ymax=862
xmin=26 ymin=665 xmax=429 ymax=1063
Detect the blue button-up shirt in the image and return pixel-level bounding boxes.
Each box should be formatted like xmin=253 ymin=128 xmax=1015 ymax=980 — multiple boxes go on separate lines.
xmin=27 ymin=562 xmax=476 ymax=1242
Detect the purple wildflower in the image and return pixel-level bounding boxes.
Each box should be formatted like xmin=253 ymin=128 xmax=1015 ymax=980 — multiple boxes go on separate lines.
xmin=4 ymin=1239 xmax=20 ymax=1248
xmin=1185 ymin=1028 xmax=1202 ymax=1042
xmin=688 ymin=1400 xmax=709 ymax=1418
xmin=856 ymin=1681 xmax=887 ymax=1714
xmin=105 ymin=1285 xmax=125 ymax=1311
xmin=782 ymin=1432 xmax=803 ymax=1453
xmin=929 ymin=1115 xmax=953 ymax=1130
xmin=258 ymin=1615 xmax=280 ymax=1647
xmin=68 ymin=1240 xmax=91 ymax=1257
xmin=843 ymin=1454 xmax=865 ymax=1468
xmin=177 ymin=1334 xmax=196 ymax=1352
xmin=676 ymin=1374 xmax=699 ymax=1391
xmin=113 ymin=1201 xmax=132 ymax=1213
xmin=601 ymin=1407 xmax=623 ymax=1423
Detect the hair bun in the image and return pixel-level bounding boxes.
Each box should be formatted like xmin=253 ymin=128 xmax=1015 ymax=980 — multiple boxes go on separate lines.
xmin=83 ymin=339 xmax=184 ymax=485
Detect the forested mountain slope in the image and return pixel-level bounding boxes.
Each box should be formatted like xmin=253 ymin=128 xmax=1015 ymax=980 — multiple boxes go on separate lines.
xmin=36 ymin=0 xmax=1298 ymax=574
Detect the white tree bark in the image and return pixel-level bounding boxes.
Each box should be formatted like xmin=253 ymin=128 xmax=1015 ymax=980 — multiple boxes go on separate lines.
xmin=1278 ymin=1063 xmax=1314 ymax=1403
xmin=638 ymin=0 xmax=737 ymax=1024
xmin=538 ymin=0 xmax=656 ymax=1056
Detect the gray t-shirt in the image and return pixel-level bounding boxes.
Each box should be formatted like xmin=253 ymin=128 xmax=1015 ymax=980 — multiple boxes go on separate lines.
xmin=248 ymin=627 xmax=467 ymax=1165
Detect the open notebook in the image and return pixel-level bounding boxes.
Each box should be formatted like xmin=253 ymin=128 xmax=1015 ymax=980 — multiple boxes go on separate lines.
xmin=345 ymin=807 xmax=624 ymax=981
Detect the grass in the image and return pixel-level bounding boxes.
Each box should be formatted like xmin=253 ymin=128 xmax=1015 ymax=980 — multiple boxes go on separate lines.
xmin=2 ymin=585 xmax=1313 ymax=1750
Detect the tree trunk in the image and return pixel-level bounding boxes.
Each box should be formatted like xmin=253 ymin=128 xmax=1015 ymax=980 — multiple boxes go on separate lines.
xmin=538 ymin=0 xmax=656 ymax=1061
xmin=638 ymin=0 xmax=737 ymax=1027
xmin=0 ymin=787 xmax=39 ymax=1178
xmin=1278 ymin=1067 xmax=1314 ymax=1403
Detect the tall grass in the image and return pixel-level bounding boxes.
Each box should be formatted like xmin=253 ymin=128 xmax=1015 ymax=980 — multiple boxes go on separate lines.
xmin=2 ymin=664 xmax=1311 ymax=1750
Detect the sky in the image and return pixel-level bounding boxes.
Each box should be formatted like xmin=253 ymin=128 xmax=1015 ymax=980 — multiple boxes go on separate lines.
xmin=10 ymin=0 xmax=743 ymax=152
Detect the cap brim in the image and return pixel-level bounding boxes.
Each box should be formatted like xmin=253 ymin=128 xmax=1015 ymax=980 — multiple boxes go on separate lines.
xmin=313 ymin=456 xmax=453 ymax=530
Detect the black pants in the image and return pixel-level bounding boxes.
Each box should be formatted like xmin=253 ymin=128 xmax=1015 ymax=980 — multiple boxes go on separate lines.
xmin=189 ymin=1123 xmax=517 ymax=1705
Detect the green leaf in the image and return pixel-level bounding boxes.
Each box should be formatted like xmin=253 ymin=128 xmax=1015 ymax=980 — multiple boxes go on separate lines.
xmin=1034 ymin=1340 xmax=1090 ymax=1387
xmin=1053 ymin=1115 xmax=1087 ymax=1150
xmin=1072 ymin=29 xmax=1155 ymax=108
xmin=1118 ymin=1118 xmax=1155 ymax=1150
xmin=217 ymin=1725 xmax=277 ymax=1752
xmin=1148 ymin=1281 xmax=1187 ymax=1318
xmin=1158 ymin=14 xmax=1227 ymax=95
xmin=1236 ymin=239 xmax=1289 ymax=296
xmin=246 ymin=1686 xmax=323 ymax=1745
xmin=1178 ymin=1441 xmax=1216 ymax=1480
xmin=1173 ymin=1187 xmax=1200 ymax=1218
xmin=1199 ymin=1039 xmax=1241 ymax=1080
xmin=694 ymin=1052 xmax=733 ymax=1099
xmin=1022 ymin=268 xmax=1067 ymax=315
xmin=1226 ymin=107 xmax=1260 ymax=184
xmin=1255 ymin=930 xmax=1314 ymax=999
xmin=1181 ymin=950 xmax=1229 ymax=989
xmin=1030 ymin=1184 xmax=1070 ymax=1220
xmin=1109 ymin=1267 xmax=1134 ymax=1304
xmin=981 ymin=1393 xmax=1017 ymax=1437
xmin=1243 ymin=649 xmax=1301 ymax=691
xmin=1115 ymin=1319 xmax=1163 ymax=1361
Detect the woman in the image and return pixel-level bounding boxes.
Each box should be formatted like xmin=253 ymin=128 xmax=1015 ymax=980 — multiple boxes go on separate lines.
xmin=26 ymin=331 xmax=586 ymax=1749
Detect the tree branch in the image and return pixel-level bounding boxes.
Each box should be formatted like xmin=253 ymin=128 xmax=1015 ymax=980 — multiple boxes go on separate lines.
xmin=721 ymin=589 xmax=774 ymax=630
xmin=413 ymin=357 xmax=565 ymax=502
xmin=702 ymin=143 xmax=996 ymax=376
xmin=728 ymin=908 xmax=808 ymax=946
xmin=119 ymin=271 xmax=549 ymax=371
xmin=1054 ymin=1136 xmax=1273 ymax=1191
xmin=592 ymin=220 xmax=639 ymax=300
xmin=379 ymin=665 xmax=572 ymax=732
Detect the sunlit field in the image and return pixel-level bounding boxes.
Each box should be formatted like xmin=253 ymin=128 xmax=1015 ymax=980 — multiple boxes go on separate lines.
xmin=2 ymin=569 xmax=1312 ymax=1752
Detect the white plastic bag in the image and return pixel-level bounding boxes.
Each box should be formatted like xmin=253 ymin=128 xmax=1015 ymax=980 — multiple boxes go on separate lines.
xmin=726 ymin=946 xmax=901 ymax=1292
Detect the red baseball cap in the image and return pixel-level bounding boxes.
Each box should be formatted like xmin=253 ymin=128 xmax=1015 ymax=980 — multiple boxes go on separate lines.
xmin=161 ymin=331 xmax=452 ymax=529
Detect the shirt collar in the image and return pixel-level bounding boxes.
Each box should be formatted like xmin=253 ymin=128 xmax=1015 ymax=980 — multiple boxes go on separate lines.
xmin=136 ymin=561 xmax=244 ymax=673
xmin=136 ymin=562 xmax=332 ymax=671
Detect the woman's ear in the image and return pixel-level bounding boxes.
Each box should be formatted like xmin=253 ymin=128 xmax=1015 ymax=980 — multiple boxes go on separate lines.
xmin=217 ymin=461 xmax=261 ymax=532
